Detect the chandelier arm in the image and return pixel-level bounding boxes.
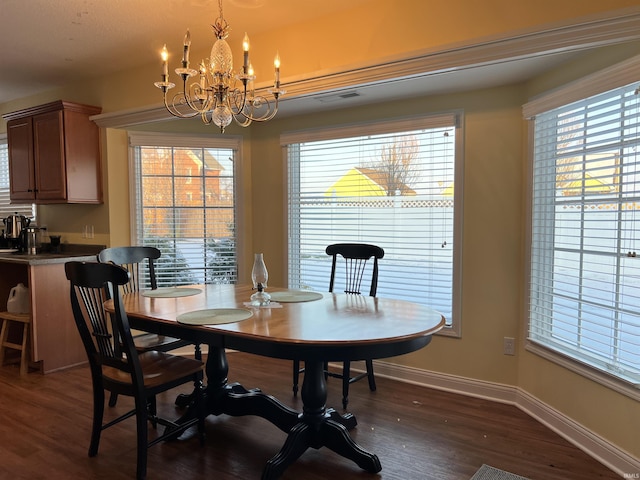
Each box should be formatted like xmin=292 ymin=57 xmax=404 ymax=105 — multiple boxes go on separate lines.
xmin=234 ymin=95 xmax=281 ymax=123
xmin=164 ymin=93 xmax=196 ymax=119
xmin=226 ymin=86 xmax=249 ymax=114
xmin=163 ymin=91 xmax=203 ymax=119
xmin=201 ymin=111 xmax=214 ymax=125
xmin=231 ymin=113 xmax=253 ymax=128
xmin=182 ymin=83 xmax=216 ymax=114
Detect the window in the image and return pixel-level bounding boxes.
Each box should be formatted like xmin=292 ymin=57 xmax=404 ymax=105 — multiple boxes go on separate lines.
xmin=282 ymin=113 xmax=463 ymax=333
xmin=527 ymin=81 xmax=640 ymax=389
xmin=129 ymin=133 xmax=239 ymax=287
xmin=0 ymin=137 xmax=34 ymax=226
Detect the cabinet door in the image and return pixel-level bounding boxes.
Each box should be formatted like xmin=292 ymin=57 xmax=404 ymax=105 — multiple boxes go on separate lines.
xmin=32 ymin=110 xmax=67 ymax=202
xmin=6 ymin=118 xmax=36 ymax=202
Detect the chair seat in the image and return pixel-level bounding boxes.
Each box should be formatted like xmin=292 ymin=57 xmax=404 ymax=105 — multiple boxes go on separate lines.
xmin=103 ymin=351 xmax=203 ymax=390
xmin=132 ymin=332 xmax=189 ymax=352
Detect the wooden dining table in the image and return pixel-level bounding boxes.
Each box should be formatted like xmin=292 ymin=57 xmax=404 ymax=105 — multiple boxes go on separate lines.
xmin=108 ymin=284 xmax=445 ymax=479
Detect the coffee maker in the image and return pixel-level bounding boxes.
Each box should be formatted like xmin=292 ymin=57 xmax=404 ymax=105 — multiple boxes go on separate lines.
xmin=22 ymin=225 xmax=43 ymax=254
xmin=2 ymin=213 xmax=31 ymax=251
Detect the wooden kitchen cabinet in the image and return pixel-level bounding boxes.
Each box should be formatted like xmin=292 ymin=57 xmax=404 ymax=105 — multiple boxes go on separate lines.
xmin=3 ymin=100 xmax=103 ymax=204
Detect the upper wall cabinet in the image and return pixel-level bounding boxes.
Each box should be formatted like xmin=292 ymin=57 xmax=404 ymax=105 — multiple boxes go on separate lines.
xmin=3 ymin=101 xmax=103 ymax=204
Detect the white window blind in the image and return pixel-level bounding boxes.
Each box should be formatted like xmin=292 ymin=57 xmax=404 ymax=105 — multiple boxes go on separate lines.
xmin=283 ymin=114 xmax=462 ymax=331
xmin=129 ymin=133 xmax=238 ymax=287
xmin=0 ymin=139 xmax=34 ymax=225
xmin=529 ymin=82 xmax=640 ymax=386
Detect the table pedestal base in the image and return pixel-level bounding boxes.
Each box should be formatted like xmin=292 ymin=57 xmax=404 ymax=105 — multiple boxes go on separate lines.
xmin=200 ymin=347 xmax=381 ymax=479
xmin=262 ymin=411 xmax=381 ymax=480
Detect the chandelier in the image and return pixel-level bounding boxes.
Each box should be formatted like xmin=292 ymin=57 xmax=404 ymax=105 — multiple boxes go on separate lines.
xmin=154 ymin=0 xmax=285 ymax=133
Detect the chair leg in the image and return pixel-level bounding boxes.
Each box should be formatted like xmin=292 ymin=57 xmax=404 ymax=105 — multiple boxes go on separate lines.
xmin=195 ymin=379 xmax=206 ymax=445
xmin=148 ymin=396 xmax=157 ymax=428
xmin=365 ymin=359 xmax=376 ymax=391
xmin=19 ymin=322 xmax=29 ymax=376
xmin=135 ymin=396 xmax=149 ymax=480
xmin=342 ymin=360 xmax=351 ymax=410
xmin=292 ymin=359 xmax=300 ymax=396
xmin=0 ymin=319 xmax=8 ymax=366
xmin=89 ymin=376 xmax=105 ymax=457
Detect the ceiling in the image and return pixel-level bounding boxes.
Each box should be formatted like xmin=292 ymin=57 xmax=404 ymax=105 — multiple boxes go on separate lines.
xmin=0 ymin=0 xmax=370 ymax=106
xmin=0 ymin=0 xmax=635 ymax=117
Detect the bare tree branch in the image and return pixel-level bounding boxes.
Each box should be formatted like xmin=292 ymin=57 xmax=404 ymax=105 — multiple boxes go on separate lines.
xmin=364 ymin=136 xmax=420 ymax=196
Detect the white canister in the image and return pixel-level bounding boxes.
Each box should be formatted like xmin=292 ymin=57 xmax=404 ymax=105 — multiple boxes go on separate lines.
xmin=7 ymin=283 xmax=30 ymax=314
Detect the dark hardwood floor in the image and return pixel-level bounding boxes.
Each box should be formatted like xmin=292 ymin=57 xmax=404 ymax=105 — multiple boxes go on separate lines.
xmin=0 ymin=352 xmax=621 ymax=479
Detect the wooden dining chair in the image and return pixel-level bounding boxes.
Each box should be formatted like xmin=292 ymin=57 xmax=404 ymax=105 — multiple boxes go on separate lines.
xmin=293 ymin=243 xmax=385 ymax=409
xmin=65 ymin=261 xmax=205 ymax=480
xmin=98 ymin=246 xmax=195 ymax=406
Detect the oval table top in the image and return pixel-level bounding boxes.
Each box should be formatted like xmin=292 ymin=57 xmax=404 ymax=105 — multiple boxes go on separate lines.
xmin=112 ymin=284 xmax=446 ymax=361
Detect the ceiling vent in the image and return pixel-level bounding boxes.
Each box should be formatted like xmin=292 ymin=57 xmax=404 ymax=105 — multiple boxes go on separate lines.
xmin=315 ymin=91 xmax=362 ymax=103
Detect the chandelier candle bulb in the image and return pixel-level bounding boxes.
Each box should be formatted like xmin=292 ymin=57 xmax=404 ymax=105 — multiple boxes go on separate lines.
xmin=182 ymin=30 xmax=191 ymax=65
xmin=243 ymin=33 xmax=250 ymax=73
xmin=274 ymin=52 xmax=281 ymax=87
xmin=161 ymin=44 xmax=168 ymax=78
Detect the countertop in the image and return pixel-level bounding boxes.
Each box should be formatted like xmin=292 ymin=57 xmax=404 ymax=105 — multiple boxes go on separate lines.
xmin=0 ymin=252 xmax=97 ymax=265
xmin=0 ymin=244 xmax=104 ymax=265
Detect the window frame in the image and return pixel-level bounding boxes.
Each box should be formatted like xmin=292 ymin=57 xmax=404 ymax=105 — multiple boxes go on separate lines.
xmin=281 ymin=112 xmax=464 ymax=337
xmin=128 ymin=131 xmax=244 ymax=286
xmin=524 ymin=54 xmax=640 ymax=400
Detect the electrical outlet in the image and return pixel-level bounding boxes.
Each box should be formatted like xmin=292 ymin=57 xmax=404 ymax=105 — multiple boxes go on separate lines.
xmin=503 ymin=337 xmax=515 ymax=356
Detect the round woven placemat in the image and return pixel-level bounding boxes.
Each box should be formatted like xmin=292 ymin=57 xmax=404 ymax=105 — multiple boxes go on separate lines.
xmin=176 ymin=308 xmax=253 ymax=325
xmin=141 ymin=287 xmax=203 ymax=298
xmin=268 ymin=291 xmax=323 ymax=303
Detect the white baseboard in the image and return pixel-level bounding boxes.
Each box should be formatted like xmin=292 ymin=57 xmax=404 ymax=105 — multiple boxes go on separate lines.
xmin=370 ymin=360 xmax=640 ymax=478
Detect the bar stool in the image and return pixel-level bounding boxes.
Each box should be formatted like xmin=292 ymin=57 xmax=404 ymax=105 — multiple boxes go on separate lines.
xmin=0 ymin=311 xmax=31 ymax=376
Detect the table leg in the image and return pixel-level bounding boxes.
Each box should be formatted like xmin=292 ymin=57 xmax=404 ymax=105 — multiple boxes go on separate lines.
xmin=262 ymin=360 xmax=381 ymax=480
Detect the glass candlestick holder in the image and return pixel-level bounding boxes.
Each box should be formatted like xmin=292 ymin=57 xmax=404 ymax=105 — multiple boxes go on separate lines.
xmin=250 ymin=253 xmax=271 ymax=306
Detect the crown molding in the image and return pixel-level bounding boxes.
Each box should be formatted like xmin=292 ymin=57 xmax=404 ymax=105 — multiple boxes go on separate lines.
xmin=282 ymin=6 xmax=640 ymax=99
xmin=91 ymin=7 xmax=640 ymax=129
